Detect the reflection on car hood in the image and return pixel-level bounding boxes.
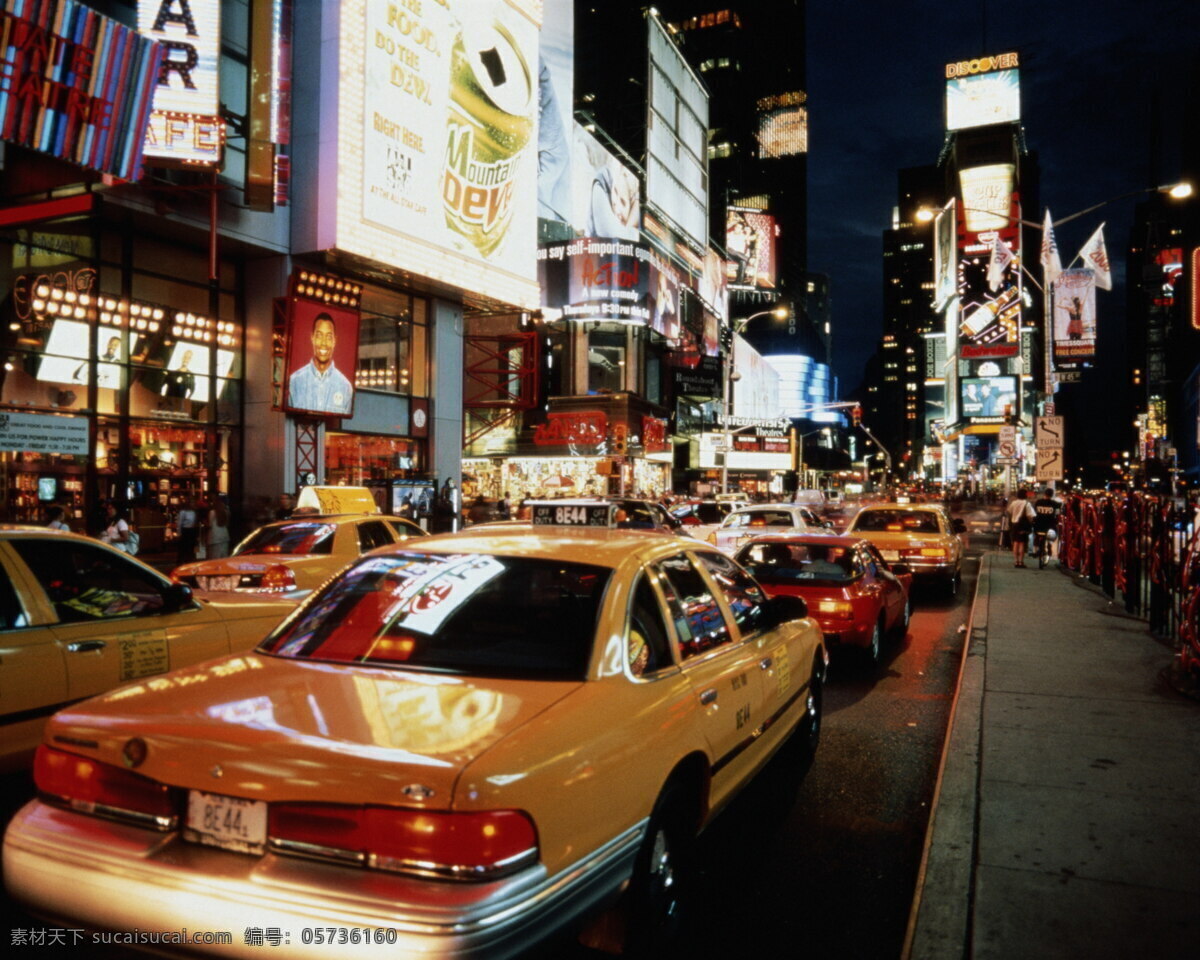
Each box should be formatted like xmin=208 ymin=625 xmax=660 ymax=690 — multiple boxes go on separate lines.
xmin=45 ymin=655 xmax=582 ymax=805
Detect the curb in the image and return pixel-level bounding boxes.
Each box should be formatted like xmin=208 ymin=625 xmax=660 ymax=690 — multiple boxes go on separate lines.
xmin=901 ymin=550 xmax=992 ymax=960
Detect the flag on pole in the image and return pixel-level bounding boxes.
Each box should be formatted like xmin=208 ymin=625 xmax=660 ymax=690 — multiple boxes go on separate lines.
xmin=1078 ymin=223 xmax=1112 ymax=290
xmin=986 ymin=234 xmax=1013 ymax=292
xmin=1040 ymin=209 xmax=1062 ymax=287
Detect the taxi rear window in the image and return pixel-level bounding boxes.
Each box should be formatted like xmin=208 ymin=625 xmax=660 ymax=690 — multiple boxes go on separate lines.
xmin=258 ymin=552 xmax=611 ymax=680
xmin=235 ymin=522 xmax=336 ymax=556
xmin=853 ymin=510 xmax=940 ymax=534
xmin=736 ymin=542 xmax=859 ymax=584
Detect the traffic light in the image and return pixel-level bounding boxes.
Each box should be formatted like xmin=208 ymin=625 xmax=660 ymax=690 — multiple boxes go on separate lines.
xmin=852 ymin=405 xmax=862 ymax=427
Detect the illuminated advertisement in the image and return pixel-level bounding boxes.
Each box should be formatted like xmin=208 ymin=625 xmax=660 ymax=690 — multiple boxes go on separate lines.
xmin=958 ymin=245 xmax=1021 ymax=359
xmin=698 ymin=248 xmax=728 ymax=324
xmin=732 ymin=334 xmax=781 ymax=420
xmin=961 ymin=376 xmax=1017 ymax=419
xmin=139 ymin=0 xmax=223 ymax=165
xmin=933 ymin=198 xmax=956 ymax=310
xmin=958 ymin=164 xmax=1015 ymax=232
xmin=946 ymin=69 xmax=1021 ymax=131
xmin=756 ymin=91 xmax=808 ymax=157
xmin=539 ymin=237 xmax=652 ymax=324
xmin=161 ymin=342 xmax=235 ymax=403
xmin=570 ymin=125 xmax=641 ymax=241
xmin=0 ymin=1 xmax=163 ymax=180
xmin=1154 ymin=248 xmax=1183 ymax=307
xmin=646 ymin=14 xmax=709 ymax=252
xmin=1052 ymin=268 xmax=1097 ymax=363
xmin=284 ymin=299 xmax=360 ymax=417
xmin=336 ymin=0 xmax=540 ymax=309
xmin=726 ymin=207 xmax=776 ymax=290
xmin=536 ymin=0 xmax=572 ymax=230
xmin=37 ymin=321 xmax=122 ymax=388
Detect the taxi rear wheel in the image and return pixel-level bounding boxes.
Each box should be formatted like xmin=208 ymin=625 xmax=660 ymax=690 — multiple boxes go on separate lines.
xmin=864 ymin=619 xmax=883 ymax=666
xmin=624 ymin=784 xmax=696 ymax=955
xmin=798 ymin=663 xmax=823 ymax=760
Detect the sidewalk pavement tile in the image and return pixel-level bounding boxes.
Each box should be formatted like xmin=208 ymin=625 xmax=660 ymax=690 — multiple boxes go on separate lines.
xmin=981 ymin=723 xmax=1200 ymax=803
xmin=978 ymin=777 xmax=1200 ymax=891
xmin=985 ymin=690 xmax=1200 ymax=742
xmin=973 ymin=865 xmax=1198 ymax=960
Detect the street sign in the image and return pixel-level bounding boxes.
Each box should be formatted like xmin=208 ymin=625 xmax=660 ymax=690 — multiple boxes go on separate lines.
xmin=1036 ymin=448 xmax=1064 ymax=481
xmin=1036 ymin=416 xmax=1065 ymax=450
xmin=998 ymin=440 xmax=1018 ymax=459
xmin=999 ymin=425 xmax=1016 ymax=445
xmin=996 ymin=457 xmax=1018 ymax=466
xmin=1057 ymin=370 xmax=1082 ymax=383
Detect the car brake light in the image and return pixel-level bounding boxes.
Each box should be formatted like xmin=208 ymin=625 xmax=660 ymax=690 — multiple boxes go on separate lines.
xmin=903 ymin=547 xmax=948 ymax=557
xmin=34 ymin=745 xmax=179 ymax=829
xmin=815 ymin=600 xmax=854 ymax=619
xmin=260 ymin=564 xmax=296 ymax=592
xmin=269 ymin=803 xmax=538 ymax=880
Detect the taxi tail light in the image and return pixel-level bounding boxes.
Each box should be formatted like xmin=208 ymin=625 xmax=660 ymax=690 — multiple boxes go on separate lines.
xmin=269 ymin=803 xmax=539 ymax=880
xmin=34 ymin=745 xmax=178 ymax=826
xmin=815 ymin=599 xmax=854 ymax=619
xmin=904 ymin=547 xmax=948 ymax=558
xmin=260 ymin=564 xmax=297 ymax=592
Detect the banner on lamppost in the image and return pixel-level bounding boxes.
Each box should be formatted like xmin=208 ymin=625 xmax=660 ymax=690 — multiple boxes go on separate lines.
xmin=1051 ymin=268 xmax=1097 ymax=366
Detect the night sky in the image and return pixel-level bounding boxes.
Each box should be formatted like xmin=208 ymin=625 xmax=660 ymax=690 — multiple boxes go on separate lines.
xmin=807 ymin=0 xmax=1200 ymax=434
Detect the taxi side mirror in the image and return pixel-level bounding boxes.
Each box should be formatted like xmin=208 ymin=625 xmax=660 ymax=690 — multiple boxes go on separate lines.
xmin=762 ymin=594 xmax=808 ymax=627
xmin=162 ymin=582 xmax=197 ymax=614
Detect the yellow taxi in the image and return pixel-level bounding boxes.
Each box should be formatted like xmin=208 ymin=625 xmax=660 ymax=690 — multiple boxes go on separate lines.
xmin=173 ymin=489 xmax=426 ymax=598
xmin=845 ymin=502 xmax=967 ymax=597
xmin=0 ymin=527 xmax=293 ymax=771
xmin=4 ymin=501 xmax=826 ymax=957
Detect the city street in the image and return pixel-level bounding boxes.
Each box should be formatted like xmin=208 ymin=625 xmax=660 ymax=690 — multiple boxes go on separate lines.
xmin=3 ymin=530 xmax=986 ymax=960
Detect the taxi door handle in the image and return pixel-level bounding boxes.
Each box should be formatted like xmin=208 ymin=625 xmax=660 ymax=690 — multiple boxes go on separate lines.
xmin=67 ymin=640 xmax=107 ymax=653
xmin=759 ymin=656 xmax=773 ymax=671
xmin=699 ymin=688 xmax=718 ymax=706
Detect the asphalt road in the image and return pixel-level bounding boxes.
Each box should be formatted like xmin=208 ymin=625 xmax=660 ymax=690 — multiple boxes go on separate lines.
xmin=2 ymin=523 xmax=988 ymax=960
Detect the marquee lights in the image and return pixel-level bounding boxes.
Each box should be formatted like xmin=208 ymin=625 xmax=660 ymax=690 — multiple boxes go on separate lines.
xmin=292 ymin=270 xmax=363 ymax=308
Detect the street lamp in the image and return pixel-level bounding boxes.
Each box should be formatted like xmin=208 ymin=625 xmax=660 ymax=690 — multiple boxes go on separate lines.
xmin=796 ymin=427 xmax=831 ymax=491
xmin=722 ymin=306 xmax=790 ymax=495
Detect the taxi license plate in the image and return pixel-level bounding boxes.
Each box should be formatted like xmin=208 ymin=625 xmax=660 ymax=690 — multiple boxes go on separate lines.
xmin=185 ymin=791 xmax=267 ymax=854
xmin=201 ymin=575 xmax=238 ymax=591
xmin=882 ymin=550 xmax=900 ymax=561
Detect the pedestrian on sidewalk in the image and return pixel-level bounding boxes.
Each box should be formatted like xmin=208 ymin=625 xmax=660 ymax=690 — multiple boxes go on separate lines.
xmin=1006 ymin=489 xmax=1035 ymax=567
xmin=206 ymin=498 xmax=231 ymax=559
xmin=176 ymin=498 xmax=199 ymax=563
xmin=1033 ymin=488 xmax=1060 ymax=562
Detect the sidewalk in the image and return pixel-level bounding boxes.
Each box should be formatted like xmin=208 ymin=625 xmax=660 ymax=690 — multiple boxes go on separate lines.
xmin=905 ymin=550 xmax=1200 ymax=960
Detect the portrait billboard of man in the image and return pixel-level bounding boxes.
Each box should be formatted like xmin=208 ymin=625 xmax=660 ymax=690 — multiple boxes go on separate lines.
xmin=285 ymin=299 xmax=359 ymax=417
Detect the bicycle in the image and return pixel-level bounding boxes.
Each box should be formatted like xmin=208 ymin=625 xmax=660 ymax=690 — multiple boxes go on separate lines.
xmin=1032 ymin=528 xmax=1054 ymax=569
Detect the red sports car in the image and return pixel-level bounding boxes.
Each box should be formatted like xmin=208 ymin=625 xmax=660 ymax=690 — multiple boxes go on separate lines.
xmin=735 ymin=533 xmax=913 ymax=665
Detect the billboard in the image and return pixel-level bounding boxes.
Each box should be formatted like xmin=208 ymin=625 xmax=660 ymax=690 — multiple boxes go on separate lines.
xmin=570 ymin=124 xmax=641 ymax=241
xmin=1052 ymin=268 xmax=1098 ymax=364
xmin=337 ymin=0 xmax=541 ymax=309
xmin=139 ymin=0 xmax=223 ymax=165
xmin=0 ymin=1 xmax=163 ymax=180
xmin=959 ymin=164 xmax=1015 ymax=233
xmin=756 ymin=91 xmax=808 ymax=158
xmin=284 ymin=299 xmax=360 ymax=417
xmin=961 ymin=376 xmax=1017 ymax=419
xmin=536 ymin=0 xmax=573 ymax=230
xmin=726 ymin=207 xmax=777 ymax=290
xmin=732 ymin=334 xmax=781 ymax=420
xmin=646 ymin=14 xmax=709 ymax=252
xmin=958 ymin=248 xmax=1021 ymax=359
xmin=946 ymin=69 xmax=1021 ymax=131
xmin=698 ymin=248 xmax=728 ymax=324
xmin=933 ymin=198 xmax=956 ymax=310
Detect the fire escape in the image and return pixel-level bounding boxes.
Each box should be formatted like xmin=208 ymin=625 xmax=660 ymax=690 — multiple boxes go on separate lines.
xmin=462 ymin=329 xmax=541 ymax=448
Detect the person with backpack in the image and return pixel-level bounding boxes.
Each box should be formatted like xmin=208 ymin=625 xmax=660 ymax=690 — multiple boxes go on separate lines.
xmin=1005 ymin=489 xmax=1036 ymax=568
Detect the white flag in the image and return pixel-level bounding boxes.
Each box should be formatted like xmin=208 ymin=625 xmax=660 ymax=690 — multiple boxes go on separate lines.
xmin=1078 ymin=223 xmax=1111 ymax=290
xmin=986 ymin=234 xmax=1013 ymax=292
xmin=1040 ymin=209 xmax=1062 ymax=287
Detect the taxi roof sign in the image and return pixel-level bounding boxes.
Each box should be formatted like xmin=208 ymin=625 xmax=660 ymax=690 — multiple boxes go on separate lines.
xmin=529 ymin=500 xmax=617 ymax=528
xmin=295 ymin=486 xmax=380 ymax=516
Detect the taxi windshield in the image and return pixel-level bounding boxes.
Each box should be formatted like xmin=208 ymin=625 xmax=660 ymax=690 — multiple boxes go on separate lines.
xmin=258 ymin=552 xmax=612 ymax=680
xmin=736 ymin=542 xmax=857 ymax=584
xmin=235 ymin=522 xmax=336 ymax=556
xmin=853 ymin=510 xmax=940 ymax=534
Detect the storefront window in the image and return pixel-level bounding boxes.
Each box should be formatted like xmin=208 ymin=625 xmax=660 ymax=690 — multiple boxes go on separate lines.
xmin=326 ymin=433 xmax=420 ymax=487
xmin=356 ymin=288 xmax=426 ymax=396
xmin=588 ymin=328 xmax=625 ymax=394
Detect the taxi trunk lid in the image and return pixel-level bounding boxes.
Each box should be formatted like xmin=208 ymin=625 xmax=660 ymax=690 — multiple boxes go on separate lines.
xmin=45 ymin=654 xmax=582 ymax=808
